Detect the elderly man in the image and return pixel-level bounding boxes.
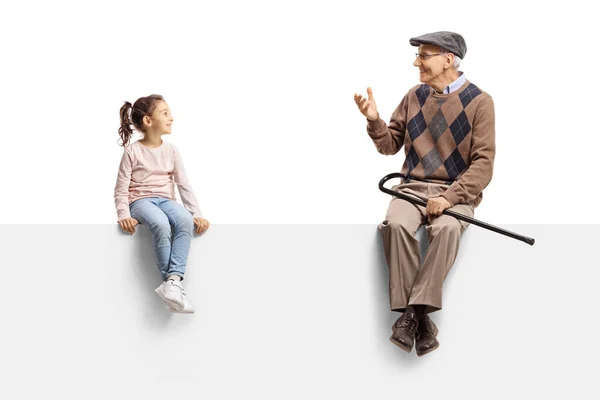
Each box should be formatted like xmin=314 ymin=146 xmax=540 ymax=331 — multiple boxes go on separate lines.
xmin=354 ymin=31 xmax=495 ymax=356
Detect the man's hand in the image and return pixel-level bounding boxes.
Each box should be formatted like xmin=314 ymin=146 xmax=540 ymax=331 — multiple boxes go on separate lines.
xmin=426 ymin=197 xmax=452 ymax=220
xmin=118 ymin=217 xmax=139 ymax=234
xmin=194 ymin=217 xmax=210 ymax=235
xmin=354 ymin=87 xmax=379 ymax=121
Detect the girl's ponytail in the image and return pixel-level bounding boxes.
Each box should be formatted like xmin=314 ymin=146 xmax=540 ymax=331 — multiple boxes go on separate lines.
xmin=118 ymin=101 xmax=134 ymax=147
xmin=118 ymin=95 xmax=164 ymax=147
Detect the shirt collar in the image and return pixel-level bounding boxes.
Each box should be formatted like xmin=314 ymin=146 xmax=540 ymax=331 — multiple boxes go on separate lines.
xmin=443 ymin=71 xmax=466 ymax=94
xmin=432 ymin=71 xmax=466 ymax=94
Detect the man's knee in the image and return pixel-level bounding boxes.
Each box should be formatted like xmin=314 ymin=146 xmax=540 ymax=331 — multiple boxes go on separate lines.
xmin=429 ymin=218 xmax=461 ymax=239
xmin=380 ymin=219 xmax=415 ymax=236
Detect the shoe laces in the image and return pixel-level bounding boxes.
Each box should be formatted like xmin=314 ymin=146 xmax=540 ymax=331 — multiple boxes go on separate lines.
xmin=399 ymin=314 xmax=418 ymax=332
xmin=167 ymin=280 xmax=186 ymax=298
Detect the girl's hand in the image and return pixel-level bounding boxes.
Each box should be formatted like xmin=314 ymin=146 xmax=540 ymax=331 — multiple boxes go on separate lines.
xmin=118 ymin=217 xmax=139 ymax=234
xmin=194 ymin=217 xmax=210 ymax=235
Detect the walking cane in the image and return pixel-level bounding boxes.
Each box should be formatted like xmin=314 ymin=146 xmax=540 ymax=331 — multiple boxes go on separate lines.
xmin=379 ymin=173 xmax=535 ymax=246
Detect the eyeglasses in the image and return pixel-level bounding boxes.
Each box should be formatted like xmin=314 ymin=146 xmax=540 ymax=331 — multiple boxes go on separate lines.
xmin=414 ymin=53 xmax=444 ymax=61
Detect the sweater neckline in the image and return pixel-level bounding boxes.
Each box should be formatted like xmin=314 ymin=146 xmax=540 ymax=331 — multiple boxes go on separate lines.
xmin=430 ymin=80 xmax=471 ymax=99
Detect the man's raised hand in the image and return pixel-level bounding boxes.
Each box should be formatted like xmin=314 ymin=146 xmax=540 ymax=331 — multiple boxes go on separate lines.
xmin=354 ymin=87 xmax=379 ymax=121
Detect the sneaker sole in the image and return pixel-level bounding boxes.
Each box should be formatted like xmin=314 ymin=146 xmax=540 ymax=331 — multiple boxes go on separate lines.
xmin=167 ymin=306 xmax=195 ymax=314
xmin=155 ymin=287 xmax=184 ymax=311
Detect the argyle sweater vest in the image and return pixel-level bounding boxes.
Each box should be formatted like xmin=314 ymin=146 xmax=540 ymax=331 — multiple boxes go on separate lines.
xmin=367 ymin=80 xmax=495 ymax=207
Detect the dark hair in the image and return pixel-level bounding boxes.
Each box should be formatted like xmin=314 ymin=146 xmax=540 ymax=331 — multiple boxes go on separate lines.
xmin=118 ymin=94 xmax=165 ymax=147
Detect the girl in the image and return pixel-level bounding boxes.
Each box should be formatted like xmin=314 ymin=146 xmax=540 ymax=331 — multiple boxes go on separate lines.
xmin=114 ymin=94 xmax=210 ymax=314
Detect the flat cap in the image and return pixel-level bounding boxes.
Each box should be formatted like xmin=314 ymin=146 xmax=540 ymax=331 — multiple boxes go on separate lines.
xmin=410 ymin=31 xmax=467 ymax=59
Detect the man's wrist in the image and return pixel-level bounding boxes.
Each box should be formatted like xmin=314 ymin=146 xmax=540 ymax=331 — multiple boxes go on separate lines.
xmin=366 ymin=112 xmax=379 ymax=122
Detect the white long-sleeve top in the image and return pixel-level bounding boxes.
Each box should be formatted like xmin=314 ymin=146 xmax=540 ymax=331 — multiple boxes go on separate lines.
xmin=114 ymin=140 xmax=203 ymax=220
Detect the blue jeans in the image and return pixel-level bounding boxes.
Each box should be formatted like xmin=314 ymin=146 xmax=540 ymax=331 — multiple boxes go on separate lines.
xmin=130 ymin=197 xmax=194 ymax=281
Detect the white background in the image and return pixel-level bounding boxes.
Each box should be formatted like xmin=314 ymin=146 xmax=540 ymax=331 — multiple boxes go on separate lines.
xmin=1 ymin=2 xmax=598 ymax=396
xmin=2 ymin=225 xmax=597 ymax=399
xmin=1 ymin=0 xmax=598 ymax=224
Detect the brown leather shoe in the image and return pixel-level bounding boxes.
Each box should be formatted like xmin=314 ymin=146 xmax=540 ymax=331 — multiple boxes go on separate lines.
xmin=389 ymin=312 xmax=419 ymax=352
xmin=415 ymin=315 xmax=439 ymax=357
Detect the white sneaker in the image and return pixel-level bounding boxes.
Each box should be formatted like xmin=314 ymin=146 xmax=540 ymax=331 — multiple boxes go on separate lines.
xmin=166 ymin=296 xmax=195 ymax=314
xmin=154 ymin=280 xmax=185 ymax=311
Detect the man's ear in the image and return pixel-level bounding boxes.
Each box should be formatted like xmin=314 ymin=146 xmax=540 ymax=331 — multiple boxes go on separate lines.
xmin=446 ymin=53 xmax=454 ymax=69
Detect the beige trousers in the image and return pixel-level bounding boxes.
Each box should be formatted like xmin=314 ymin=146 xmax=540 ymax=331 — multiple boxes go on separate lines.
xmin=379 ymin=181 xmax=474 ymax=314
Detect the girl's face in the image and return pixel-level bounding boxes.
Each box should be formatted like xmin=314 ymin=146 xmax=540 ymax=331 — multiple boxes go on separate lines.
xmin=143 ymin=101 xmax=174 ymax=135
